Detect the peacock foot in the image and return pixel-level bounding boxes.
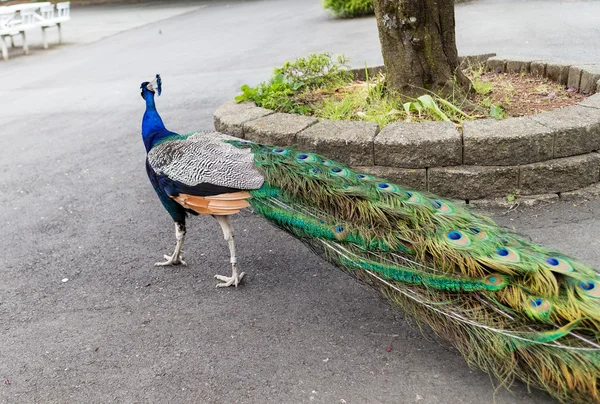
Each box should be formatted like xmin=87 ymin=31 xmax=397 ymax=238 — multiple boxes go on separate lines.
xmin=155 ymin=253 xmax=187 ymax=267
xmin=214 ymin=271 xmax=245 ymax=288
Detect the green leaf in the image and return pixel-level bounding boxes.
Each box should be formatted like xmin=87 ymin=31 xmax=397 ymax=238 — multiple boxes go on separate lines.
xmin=272 ymin=73 xmax=285 ymax=84
xmin=473 ymin=79 xmax=492 ymax=96
xmin=417 ymin=95 xmax=450 ymax=121
xmin=386 ymin=108 xmax=402 ymax=116
xmin=235 ymin=84 xmax=256 ymax=102
xmin=490 ymin=104 xmax=506 ymax=119
xmin=413 ymin=102 xmax=423 ymax=115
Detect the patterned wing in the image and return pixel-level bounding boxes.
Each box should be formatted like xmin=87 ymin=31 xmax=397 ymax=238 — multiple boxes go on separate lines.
xmin=147 ymin=131 xmax=264 ymax=193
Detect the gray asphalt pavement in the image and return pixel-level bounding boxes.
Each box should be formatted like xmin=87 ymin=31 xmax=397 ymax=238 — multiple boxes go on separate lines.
xmin=2 ymin=1 xmax=203 ymax=57
xmin=1 ymin=0 xmax=599 ymax=403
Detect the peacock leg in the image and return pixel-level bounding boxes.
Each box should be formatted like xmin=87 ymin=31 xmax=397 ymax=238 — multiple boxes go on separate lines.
xmin=155 ymin=221 xmax=187 ymax=266
xmin=213 ymin=215 xmax=245 ymax=288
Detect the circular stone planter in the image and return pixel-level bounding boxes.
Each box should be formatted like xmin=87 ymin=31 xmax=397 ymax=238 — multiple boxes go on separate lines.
xmin=214 ymin=54 xmax=600 ymax=205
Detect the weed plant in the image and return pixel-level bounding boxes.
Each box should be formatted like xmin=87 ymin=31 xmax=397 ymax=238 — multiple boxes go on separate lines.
xmin=236 ymin=53 xmax=352 ymax=114
xmin=322 ymin=0 xmax=374 ymax=18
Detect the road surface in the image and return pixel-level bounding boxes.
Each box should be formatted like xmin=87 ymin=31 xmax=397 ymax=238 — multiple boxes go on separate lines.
xmin=1 ymin=1 xmax=599 ymax=402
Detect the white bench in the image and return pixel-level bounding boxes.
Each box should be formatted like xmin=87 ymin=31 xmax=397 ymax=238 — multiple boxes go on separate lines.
xmin=0 ymin=10 xmax=22 ymax=60
xmin=17 ymin=8 xmax=39 ymax=55
xmin=40 ymin=2 xmax=71 ymax=49
xmin=0 ymin=1 xmax=70 ymax=60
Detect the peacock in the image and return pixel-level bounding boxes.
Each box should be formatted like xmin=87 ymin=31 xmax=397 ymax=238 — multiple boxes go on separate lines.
xmin=140 ymin=74 xmax=600 ymax=403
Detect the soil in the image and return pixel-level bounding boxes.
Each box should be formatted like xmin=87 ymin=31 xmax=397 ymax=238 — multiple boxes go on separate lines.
xmin=467 ymin=71 xmax=587 ymax=117
xmin=297 ymin=70 xmax=588 ymax=123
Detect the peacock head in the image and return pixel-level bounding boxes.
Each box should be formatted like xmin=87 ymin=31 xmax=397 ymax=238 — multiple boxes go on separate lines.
xmin=140 ymin=74 xmax=162 ymax=99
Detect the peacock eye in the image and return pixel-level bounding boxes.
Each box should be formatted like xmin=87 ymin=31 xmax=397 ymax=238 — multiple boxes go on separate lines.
xmin=497 ymin=248 xmax=509 ymax=257
xmin=531 ymin=298 xmax=544 ymax=307
xmin=580 ymin=281 xmax=596 ymax=291
xmin=448 ymin=231 xmax=462 ymax=240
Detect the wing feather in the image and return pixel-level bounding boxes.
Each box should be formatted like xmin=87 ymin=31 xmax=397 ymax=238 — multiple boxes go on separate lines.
xmin=147 ymin=131 xmax=264 ymax=191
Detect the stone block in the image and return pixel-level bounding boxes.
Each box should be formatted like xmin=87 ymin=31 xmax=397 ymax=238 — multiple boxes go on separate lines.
xmin=428 ymin=165 xmax=519 ymax=200
xmin=580 ymin=66 xmax=600 ymax=95
xmin=374 ymin=121 xmax=462 ymax=168
xmin=506 ymin=59 xmax=535 ymax=74
xmin=463 ymin=117 xmax=553 ymax=166
xmin=529 ymin=61 xmax=547 ymax=77
xmin=580 ymin=93 xmax=600 ymax=109
xmin=486 ymin=56 xmax=506 ymax=73
xmin=530 ymin=105 xmax=600 ymax=158
xmin=458 ymin=53 xmax=496 ymax=69
xmin=352 ymin=166 xmax=427 ymax=191
xmin=519 ymin=153 xmax=600 ymax=195
xmin=545 ymin=62 xmax=572 ymax=85
xmin=296 ymin=120 xmax=379 ymax=166
xmin=213 ymin=100 xmax=274 ymax=137
xmin=530 ymin=61 xmax=546 ymax=77
xmin=242 ymin=113 xmax=318 ymax=146
xmin=568 ymin=65 xmax=584 ymax=90
xmin=560 ymin=183 xmax=600 ymax=201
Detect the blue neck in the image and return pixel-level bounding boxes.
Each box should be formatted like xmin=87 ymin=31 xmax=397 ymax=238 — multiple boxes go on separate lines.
xmin=141 ymin=90 xmax=176 ymax=152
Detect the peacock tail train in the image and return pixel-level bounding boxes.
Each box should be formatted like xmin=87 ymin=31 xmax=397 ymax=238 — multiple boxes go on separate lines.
xmin=220 ymin=137 xmax=600 ymax=404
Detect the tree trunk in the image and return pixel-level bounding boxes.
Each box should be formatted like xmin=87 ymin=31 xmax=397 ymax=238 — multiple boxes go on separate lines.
xmin=372 ymin=0 xmax=470 ymax=97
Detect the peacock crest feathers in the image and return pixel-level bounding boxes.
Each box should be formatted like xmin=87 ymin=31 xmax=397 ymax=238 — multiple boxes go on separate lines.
xmin=225 ymin=138 xmax=600 ymax=403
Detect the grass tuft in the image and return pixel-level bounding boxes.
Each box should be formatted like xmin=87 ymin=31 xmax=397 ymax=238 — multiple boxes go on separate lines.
xmin=236 ymin=52 xmax=352 ymax=115
xmin=322 ymin=0 xmax=374 ymax=18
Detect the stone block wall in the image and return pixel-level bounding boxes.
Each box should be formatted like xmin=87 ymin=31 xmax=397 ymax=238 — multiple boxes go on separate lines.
xmin=214 ymin=56 xmax=600 ymax=203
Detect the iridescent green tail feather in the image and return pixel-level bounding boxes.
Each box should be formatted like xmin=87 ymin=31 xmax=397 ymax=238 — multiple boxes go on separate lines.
xmin=227 ymin=139 xmax=600 ymax=403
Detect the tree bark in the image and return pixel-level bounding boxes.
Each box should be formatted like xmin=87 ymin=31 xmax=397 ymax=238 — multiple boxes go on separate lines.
xmin=372 ymin=0 xmax=470 ymax=97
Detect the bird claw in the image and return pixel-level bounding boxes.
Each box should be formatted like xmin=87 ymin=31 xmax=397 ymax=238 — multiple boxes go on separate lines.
xmin=214 ymin=272 xmax=245 ymax=288
xmin=154 ymin=253 xmax=187 ymax=267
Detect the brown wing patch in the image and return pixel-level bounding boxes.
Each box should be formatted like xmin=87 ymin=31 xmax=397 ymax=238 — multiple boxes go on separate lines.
xmin=171 ymin=191 xmax=252 ymax=216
